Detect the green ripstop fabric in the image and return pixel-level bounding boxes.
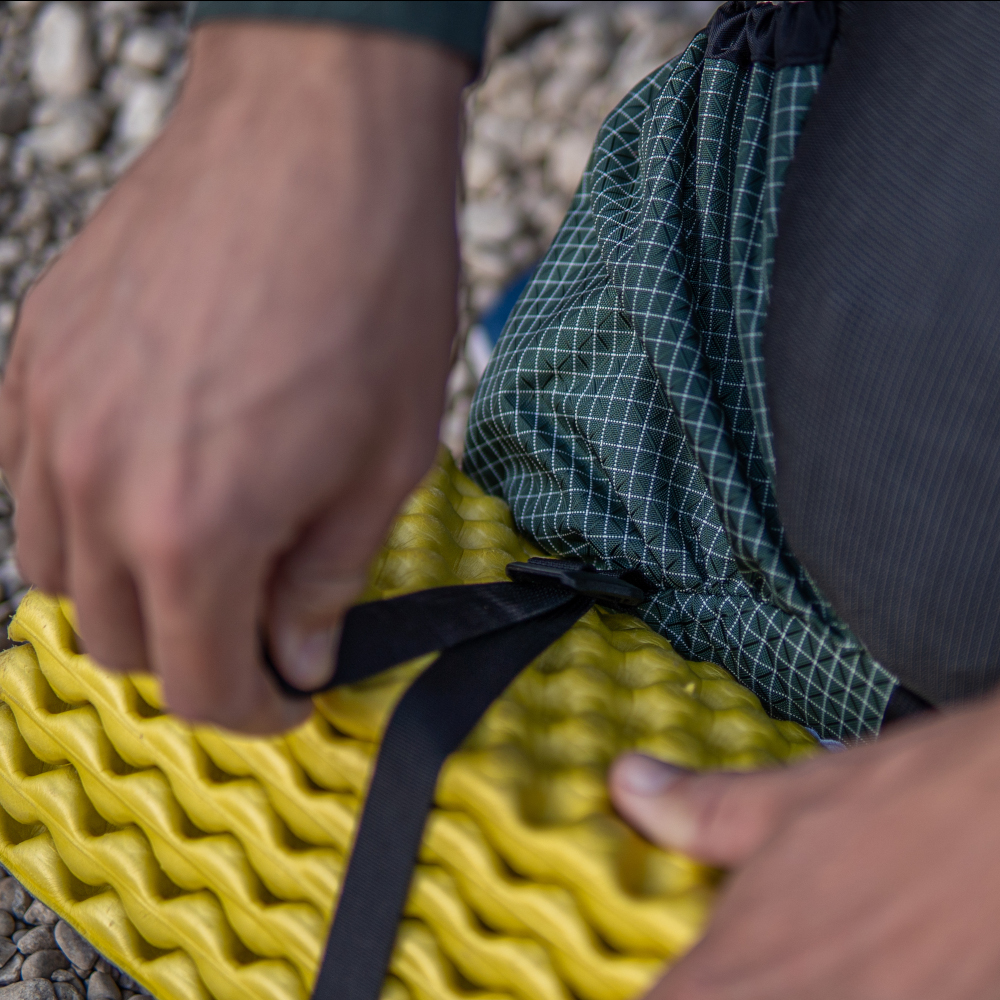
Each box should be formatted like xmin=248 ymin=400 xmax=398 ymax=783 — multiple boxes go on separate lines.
xmin=464 ymin=22 xmax=899 ymax=742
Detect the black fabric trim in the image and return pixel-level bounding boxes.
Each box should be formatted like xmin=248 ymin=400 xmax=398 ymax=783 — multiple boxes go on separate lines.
xmin=706 ymin=0 xmax=837 ymax=68
xmin=191 ymin=1 xmax=491 ymax=69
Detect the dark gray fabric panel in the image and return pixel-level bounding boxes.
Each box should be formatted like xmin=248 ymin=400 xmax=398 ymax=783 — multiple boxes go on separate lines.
xmin=766 ymin=1 xmax=1000 ymax=705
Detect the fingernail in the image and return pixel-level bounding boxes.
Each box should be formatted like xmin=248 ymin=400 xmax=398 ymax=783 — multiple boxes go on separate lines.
xmin=275 ymin=623 xmax=338 ymax=689
xmin=617 ymin=754 xmax=689 ymax=796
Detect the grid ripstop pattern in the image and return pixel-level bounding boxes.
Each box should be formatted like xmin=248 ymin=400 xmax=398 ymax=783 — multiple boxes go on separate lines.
xmin=464 ymin=31 xmax=899 ymax=742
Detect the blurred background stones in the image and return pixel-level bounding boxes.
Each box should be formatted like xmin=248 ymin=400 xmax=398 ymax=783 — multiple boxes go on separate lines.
xmin=442 ymin=0 xmax=718 ymax=452
xmin=0 ymin=0 xmax=717 ymax=644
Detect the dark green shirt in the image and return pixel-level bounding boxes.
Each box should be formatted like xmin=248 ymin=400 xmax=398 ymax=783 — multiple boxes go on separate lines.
xmin=191 ymin=1 xmax=491 ymax=68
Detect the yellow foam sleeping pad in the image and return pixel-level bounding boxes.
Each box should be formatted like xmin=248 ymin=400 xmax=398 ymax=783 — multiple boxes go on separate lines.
xmin=0 ymin=449 xmax=817 ymax=1000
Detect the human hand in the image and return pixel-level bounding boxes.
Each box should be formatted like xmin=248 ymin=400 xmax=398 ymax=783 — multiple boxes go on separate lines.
xmin=0 ymin=22 xmax=469 ymax=732
xmin=610 ymin=702 xmax=1000 ymax=999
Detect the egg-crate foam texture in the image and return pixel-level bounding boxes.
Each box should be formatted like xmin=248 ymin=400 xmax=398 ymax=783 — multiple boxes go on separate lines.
xmin=0 ymin=449 xmax=817 ymax=1000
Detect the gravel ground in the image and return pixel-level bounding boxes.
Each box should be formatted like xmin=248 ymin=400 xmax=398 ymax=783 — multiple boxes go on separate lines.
xmin=0 ymin=2 xmax=714 ymax=996
xmin=0 ymin=861 xmax=150 ymax=998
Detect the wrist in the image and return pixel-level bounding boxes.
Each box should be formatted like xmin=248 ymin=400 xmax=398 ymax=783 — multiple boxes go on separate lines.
xmin=165 ymin=22 xmax=468 ymax=207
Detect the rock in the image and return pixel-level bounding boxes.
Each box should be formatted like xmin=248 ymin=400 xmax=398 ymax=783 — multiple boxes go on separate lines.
xmin=69 ymin=153 xmax=106 ymax=188
xmin=0 ymin=240 xmax=24 ymax=273
xmin=0 ymin=85 xmax=34 ymax=135
xmin=17 ymin=926 xmax=56 ymax=955
xmin=0 ymin=952 xmax=23 ymax=987
xmin=96 ymin=13 xmax=123 ymax=61
xmin=0 ymin=915 xmax=14 ymax=940
xmin=52 ymin=924 xmax=94 ymax=974
xmin=546 ymin=131 xmax=593 ymax=196
xmin=462 ymin=199 xmax=520 ymax=246
xmin=519 ymin=119 xmax=557 ymax=164
xmin=536 ymin=67 xmax=594 ymax=117
xmin=51 ymin=975 xmax=83 ymax=1000
xmin=20 ymin=948 xmax=69 ymax=979
xmin=119 ymin=28 xmax=169 ymax=73
xmin=464 ymin=143 xmax=501 ymax=194
xmin=463 ymin=243 xmax=511 ymax=282
xmin=0 ymin=879 xmax=31 ymax=919
xmin=30 ymin=2 xmax=96 ymax=99
xmin=22 ymin=97 xmax=109 ymax=167
xmin=85 ymin=971 xmax=119 ymax=1000
xmin=0 ymin=939 xmax=16 ymax=967
xmin=476 ymin=59 xmax=534 ymax=119
xmin=100 ymin=65 xmax=143 ymax=107
xmin=22 ymin=902 xmax=57 ymax=927
xmin=470 ymin=112 xmax=524 ymax=159
xmin=10 ymin=145 xmax=35 ymax=183
xmin=526 ymin=193 xmax=568 ymax=241
xmin=0 ymin=981 xmax=57 ymax=999
xmin=47 ymin=972 xmax=79 ymax=987
xmin=114 ymin=78 xmax=171 ymax=148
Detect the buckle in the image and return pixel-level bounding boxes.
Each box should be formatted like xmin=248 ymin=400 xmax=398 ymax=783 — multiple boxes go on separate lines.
xmin=505 ymin=557 xmax=646 ymax=607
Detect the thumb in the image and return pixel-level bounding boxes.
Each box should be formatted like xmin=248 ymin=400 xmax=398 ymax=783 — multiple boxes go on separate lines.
xmin=266 ymin=508 xmax=372 ymax=692
xmin=608 ymin=753 xmax=804 ymax=866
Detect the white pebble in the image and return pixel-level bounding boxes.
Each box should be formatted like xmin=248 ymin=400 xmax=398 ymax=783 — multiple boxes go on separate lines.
xmin=114 ymin=78 xmax=172 ymax=148
xmin=119 ymin=28 xmax=170 ymax=74
xmin=0 ymin=241 xmax=23 ymax=273
xmin=464 ymin=143 xmax=502 ymax=193
xmin=69 ymin=153 xmax=106 ymax=188
xmin=546 ymin=131 xmax=594 ymax=196
xmin=0 ymin=305 xmax=17 ymax=339
xmin=30 ymin=2 xmax=96 ymax=99
xmin=462 ymin=199 xmax=520 ymax=246
xmin=22 ymin=97 xmax=108 ymax=167
xmin=10 ymin=145 xmax=35 ymax=182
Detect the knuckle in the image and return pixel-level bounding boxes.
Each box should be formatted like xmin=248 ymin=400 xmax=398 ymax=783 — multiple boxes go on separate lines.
xmin=131 ymin=513 xmax=202 ymax=581
xmin=53 ymin=437 xmax=103 ymax=502
xmin=129 ymin=493 xmax=227 ymax=583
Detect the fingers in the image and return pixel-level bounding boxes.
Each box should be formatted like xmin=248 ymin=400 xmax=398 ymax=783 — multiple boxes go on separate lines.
xmin=65 ymin=535 xmax=148 ymax=676
xmin=609 ymin=752 xmax=838 ymax=866
xmin=138 ymin=521 xmax=312 ymax=734
xmin=10 ymin=440 xmax=66 ymax=594
xmin=266 ymin=487 xmax=394 ymax=691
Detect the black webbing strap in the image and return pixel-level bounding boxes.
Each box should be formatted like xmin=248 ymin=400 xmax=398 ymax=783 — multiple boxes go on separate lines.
xmin=259 ymin=558 xmax=644 ymax=1000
